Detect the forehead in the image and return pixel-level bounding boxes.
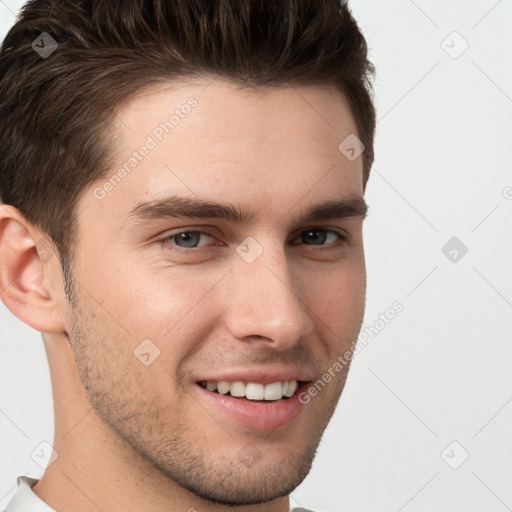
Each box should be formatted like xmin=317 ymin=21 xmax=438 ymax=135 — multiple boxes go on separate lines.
xmin=80 ymin=78 xmax=364 ymax=230
xmin=117 ymin=78 xmax=359 ymax=151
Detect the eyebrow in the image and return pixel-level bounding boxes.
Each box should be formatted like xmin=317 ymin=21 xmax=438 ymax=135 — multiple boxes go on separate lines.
xmin=125 ymin=193 xmax=368 ymax=226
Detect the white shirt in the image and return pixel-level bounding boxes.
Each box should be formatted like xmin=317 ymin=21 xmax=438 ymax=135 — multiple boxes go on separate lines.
xmin=2 ymin=477 xmax=54 ymax=512
xmin=2 ymin=476 xmax=317 ymax=512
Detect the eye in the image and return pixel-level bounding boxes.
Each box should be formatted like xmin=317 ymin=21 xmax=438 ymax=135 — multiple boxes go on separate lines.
xmin=162 ymin=230 xmax=216 ymax=250
xmin=291 ymin=228 xmax=346 ymax=247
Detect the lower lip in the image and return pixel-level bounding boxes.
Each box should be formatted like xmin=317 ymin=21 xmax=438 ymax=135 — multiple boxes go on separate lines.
xmin=193 ymin=383 xmax=308 ymax=430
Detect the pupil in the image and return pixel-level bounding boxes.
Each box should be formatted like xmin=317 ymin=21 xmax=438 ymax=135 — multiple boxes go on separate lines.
xmin=177 ymin=232 xmax=199 ymax=247
xmin=303 ymin=229 xmax=326 ymax=245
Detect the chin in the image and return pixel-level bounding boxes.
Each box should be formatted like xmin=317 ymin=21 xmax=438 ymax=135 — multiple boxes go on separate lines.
xmin=171 ymin=454 xmax=315 ymax=507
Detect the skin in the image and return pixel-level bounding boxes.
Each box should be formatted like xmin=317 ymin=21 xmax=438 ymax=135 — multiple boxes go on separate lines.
xmin=0 ymin=78 xmax=367 ymax=512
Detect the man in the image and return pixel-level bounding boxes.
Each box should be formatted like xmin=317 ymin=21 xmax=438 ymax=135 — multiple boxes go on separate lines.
xmin=0 ymin=0 xmax=376 ymax=510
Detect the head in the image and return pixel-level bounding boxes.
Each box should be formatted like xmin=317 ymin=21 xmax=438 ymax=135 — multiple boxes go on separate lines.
xmin=0 ymin=0 xmax=375 ymax=507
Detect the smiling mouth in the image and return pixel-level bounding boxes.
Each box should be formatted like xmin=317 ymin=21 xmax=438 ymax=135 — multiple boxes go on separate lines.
xmin=197 ymin=380 xmax=305 ymax=402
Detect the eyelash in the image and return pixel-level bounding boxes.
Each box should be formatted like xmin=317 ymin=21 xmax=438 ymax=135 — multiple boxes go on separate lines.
xmin=159 ymin=228 xmax=348 ymax=254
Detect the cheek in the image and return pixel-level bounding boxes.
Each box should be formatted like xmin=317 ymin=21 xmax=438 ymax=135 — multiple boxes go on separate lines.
xmin=305 ymin=261 xmax=366 ymax=332
xmin=101 ymin=263 xmax=227 ymax=356
xmin=308 ymin=258 xmax=366 ymax=306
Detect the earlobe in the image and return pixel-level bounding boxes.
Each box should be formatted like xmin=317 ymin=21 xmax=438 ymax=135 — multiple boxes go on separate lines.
xmin=0 ymin=204 xmax=67 ymax=333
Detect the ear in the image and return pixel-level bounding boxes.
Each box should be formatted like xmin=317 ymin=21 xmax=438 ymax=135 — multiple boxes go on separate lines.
xmin=0 ymin=204 xmax=67 ymax=333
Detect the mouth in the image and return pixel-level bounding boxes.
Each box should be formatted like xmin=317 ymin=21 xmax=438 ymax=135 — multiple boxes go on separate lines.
xmin=197 ymin=379 xmax=302 ymax=401
xmin=194 ymin=379 xmax=311 ymax=430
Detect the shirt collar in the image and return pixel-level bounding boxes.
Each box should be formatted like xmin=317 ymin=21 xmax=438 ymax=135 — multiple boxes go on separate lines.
xmin=4 ymin=476 xmax=56 ymax=512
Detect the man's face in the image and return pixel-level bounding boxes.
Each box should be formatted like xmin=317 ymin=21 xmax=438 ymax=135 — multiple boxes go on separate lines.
xmin=65 ymin=79 xmax=366 ymax=505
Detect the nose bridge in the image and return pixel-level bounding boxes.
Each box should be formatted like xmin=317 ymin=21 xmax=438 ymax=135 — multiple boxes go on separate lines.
xmin=224 ymin=237 xmax=314 ymax=346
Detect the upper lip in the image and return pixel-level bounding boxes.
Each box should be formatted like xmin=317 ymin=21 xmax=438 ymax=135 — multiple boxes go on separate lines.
xmin=196 ymin=365 xmax=314 ymax=385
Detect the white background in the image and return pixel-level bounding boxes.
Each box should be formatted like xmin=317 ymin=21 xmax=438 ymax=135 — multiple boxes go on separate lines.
xmin=1 ymin=1 xmax=511 ymax=511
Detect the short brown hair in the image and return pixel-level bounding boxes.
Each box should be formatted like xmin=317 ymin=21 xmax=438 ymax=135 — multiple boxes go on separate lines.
xmin=0 ymin=0 xmax=376 ymax=298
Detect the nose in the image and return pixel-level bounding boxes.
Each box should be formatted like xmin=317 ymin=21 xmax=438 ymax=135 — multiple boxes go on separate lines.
xmin=223 ymin=242 xmax=314 ymax=349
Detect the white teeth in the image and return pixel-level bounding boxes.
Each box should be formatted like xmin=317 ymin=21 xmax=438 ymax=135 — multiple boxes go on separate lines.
xmin=217 ymin=381 xmax=230 ymax=395
xmin=201 ymin=380 xmax=300 ymax=401
xmin=284 ymin=380 xmax=298 ymax=397
xmin=264 ymin=382 xmax=283 ymax=400
xmin=230 ymin=381 xmax=246 ymax=397
xmin=246 ymin=382 xmax=264 ymax=400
